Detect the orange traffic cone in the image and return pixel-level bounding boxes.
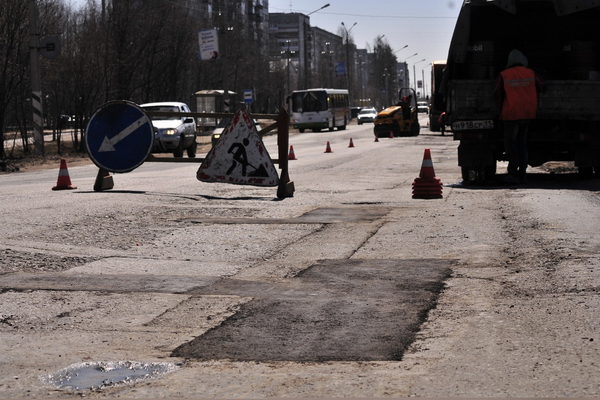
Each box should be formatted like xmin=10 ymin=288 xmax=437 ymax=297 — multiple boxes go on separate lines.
xmin=288 ymin=145 xmax=297 ymax=160
xmin=412 ymin=148 xmax=443 ymax=199
xmin=389 ymin=130 xmax=394 ymax=138
xmin=374 ymin=135 xmax=379 ymax=142
xmin=418 ymin=148 xmax=436 ymax=179
xmin=348 ymin=138 xmax=355 ymax=148
xmin=52 ymin=159 xmax=77 ymax=190
xmin=324 ymin=141 xmax=333 ymax=153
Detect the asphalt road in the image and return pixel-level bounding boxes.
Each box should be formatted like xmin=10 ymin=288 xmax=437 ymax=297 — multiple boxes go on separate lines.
xmin=1 ymin=116 xmax=600 ymax=397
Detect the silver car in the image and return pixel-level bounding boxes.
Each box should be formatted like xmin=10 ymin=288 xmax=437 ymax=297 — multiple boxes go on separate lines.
xmin=141 ymin=102 xmax=197 ymax=157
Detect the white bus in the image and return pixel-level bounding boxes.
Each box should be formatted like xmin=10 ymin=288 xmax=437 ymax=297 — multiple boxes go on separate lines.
xmin=291 ymin=88 xmax=350 ymax=133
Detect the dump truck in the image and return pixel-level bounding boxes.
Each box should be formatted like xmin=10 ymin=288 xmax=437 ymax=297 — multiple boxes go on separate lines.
xmin=440 ymin=0 xmax=600 ymax=182
xmin=373 ymin=88 xmax=420 ymax=137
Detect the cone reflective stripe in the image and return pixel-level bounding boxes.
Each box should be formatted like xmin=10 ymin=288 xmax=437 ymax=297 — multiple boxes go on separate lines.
xmin=325 ymin=141 xmax=333 ymax=153
xmin=288 ymin=145 xmax=297 ymax=160
xmin=412 ymin=148 xmax=443 ymax=199
xmin=419 ymin=148 xmax=436 ymax=179
xmin=348 ymin=138 xmax=355 ymax=148
xmin=52 ymin=159 xmax=77 ymax=190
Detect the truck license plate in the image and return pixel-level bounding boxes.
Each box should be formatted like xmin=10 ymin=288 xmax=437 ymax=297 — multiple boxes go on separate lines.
xmin=452 ymin=120 xmax=494 ymax=130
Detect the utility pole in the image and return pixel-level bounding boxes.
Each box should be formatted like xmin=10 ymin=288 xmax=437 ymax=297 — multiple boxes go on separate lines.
xmin=341 ymin=22 xmax=356 ymax=101
xmin=29 ymin=0 xmax=44 ymax=155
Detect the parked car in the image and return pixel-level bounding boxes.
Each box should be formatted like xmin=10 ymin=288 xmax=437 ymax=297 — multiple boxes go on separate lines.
xmin=357 ymin=108 xmax=378 ymax=125
xmin=417 ymin=101 xmax=429 ymax=113
xmin=211 ymin=117 xmax=261 ymax=146
xmin=140 ymin=102 xmax=197 ymax=157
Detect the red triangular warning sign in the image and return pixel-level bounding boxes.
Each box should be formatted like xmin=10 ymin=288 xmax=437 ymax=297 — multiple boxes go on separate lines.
xmin=197 ymin=109 xmax=279 ymax=186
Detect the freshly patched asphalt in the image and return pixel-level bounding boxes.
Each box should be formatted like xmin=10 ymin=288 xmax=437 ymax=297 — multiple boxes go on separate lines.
xmin=172 ymin=258 xmax=452 ymax=362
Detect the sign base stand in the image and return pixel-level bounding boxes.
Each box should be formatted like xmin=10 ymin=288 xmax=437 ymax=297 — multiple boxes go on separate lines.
xmin=93 ymin=168 xmax=114 ymax=191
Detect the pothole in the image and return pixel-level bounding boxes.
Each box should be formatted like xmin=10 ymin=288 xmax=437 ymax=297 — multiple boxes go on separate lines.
xmin=40 ymin=361 xmax=179 ymax=391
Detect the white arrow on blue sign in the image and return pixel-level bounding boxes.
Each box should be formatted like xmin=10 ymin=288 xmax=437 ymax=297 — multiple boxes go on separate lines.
xmin=86 ymin=101 xmax=154 ymax=173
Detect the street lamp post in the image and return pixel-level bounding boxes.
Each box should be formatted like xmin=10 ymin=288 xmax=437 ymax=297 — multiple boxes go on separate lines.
xmin=404 ymin=53 xmax=418 ymax=89
xmin=307 ymin=3 xmax=330 ymax=15
xmin=421 ymin=64 xmax=429 ymax=100
xmin=393 ymin=45 xmax=408 ymax=91
xmin=394 ymin=45 xmax=408 ymax=55
xmin=322 ymin=42 xmax=333 ymax=88
xmin=341 ymin=21 xmax=357 ymax=99
xmin=413 ymin=58 xmax=426 ymax=95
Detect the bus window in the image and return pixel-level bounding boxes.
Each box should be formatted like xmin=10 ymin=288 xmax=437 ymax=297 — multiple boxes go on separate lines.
xmin=292 ymin=91 xmax=328 ymax=112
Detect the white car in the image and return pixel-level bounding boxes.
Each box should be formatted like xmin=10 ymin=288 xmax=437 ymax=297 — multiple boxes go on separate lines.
xmin=357 ymin=108 xmax=378 ymax=125
xmin=417 ymin=101 xmax=429 ymax=113
xmin=140 ymin=102 xmax=197 ymax=157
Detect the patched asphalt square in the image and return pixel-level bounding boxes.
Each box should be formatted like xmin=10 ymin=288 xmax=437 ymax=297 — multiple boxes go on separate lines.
xmin=172 ymin=258 xmax=452 ymax=362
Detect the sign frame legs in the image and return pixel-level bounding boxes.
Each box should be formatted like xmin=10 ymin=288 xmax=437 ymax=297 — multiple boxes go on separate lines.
xmin=277 ymin=109 xmax=294 ymax=199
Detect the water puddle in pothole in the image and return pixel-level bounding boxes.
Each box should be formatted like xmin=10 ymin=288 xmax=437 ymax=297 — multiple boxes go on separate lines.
xmin=40 ymin=361 xmax=179 ymax=391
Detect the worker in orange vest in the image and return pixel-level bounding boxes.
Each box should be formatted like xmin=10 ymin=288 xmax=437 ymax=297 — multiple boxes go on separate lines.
xmin=438 ymin=112 xmax=447 ymax=136
xmin=494 ymin=49 xmax=545 ymax=184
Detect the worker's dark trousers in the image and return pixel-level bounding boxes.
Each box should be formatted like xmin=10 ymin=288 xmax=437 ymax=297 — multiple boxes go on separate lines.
xmin=503 ymin=119 xmax=530 ymax=178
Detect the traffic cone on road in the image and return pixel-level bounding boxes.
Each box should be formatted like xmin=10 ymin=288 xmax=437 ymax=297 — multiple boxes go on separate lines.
xmin=348 ymin=138 xmax=355 ymax=148
xmin=324 ymin=141 xmax=333 ymax=153
xmin=374 ymin=135 xmax=379 ymax=142
xmin=412 ymin=148 xmax=443 ymax=199
xmin=288 ymin=145 xmax=297 ymax=160
xmin=52 ymin=159 xmax=77 ymax=191
xmin=389 ymin=130 xmax=394 ymax=138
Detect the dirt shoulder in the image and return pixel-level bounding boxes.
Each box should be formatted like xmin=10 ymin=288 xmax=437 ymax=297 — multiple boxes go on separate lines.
xmin=2 ymin=139 xmax=213 ymax=174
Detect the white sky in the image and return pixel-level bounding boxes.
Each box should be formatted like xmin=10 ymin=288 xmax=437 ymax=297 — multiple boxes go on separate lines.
xmin=271 ymin=0 xmax=461 ymax=75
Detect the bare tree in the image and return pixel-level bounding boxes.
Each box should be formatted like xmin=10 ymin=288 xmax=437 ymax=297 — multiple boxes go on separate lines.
xmin=0 ymin=1 xmax=29 ymax=159
xmin=369 ymin=36 xmax=398 ymax=109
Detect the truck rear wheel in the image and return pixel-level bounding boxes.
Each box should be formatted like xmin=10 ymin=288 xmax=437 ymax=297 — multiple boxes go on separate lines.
xmin=461 ymin=164 xmax=496 ymax=184
xmin=578 ymin=166 xmax=594 ymax=179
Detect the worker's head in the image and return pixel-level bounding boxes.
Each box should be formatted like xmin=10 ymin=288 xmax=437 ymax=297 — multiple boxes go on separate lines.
xmin=506 ymin=49 xmax=528 ymax=68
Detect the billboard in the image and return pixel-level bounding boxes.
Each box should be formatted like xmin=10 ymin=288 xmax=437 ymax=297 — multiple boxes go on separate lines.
xmin=198 ymin=29 xmax=219 ymax=60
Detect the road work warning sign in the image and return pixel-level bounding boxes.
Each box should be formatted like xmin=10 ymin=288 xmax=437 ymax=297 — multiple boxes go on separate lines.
xmin=197 ymin=109 xmax=279 ymax=186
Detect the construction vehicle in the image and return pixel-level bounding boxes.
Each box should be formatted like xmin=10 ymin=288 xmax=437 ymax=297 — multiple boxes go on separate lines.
xmin=373 ymin=88 xmax=420 ymax=137
xmin=441 ymin=0 xmax=600 ymax=182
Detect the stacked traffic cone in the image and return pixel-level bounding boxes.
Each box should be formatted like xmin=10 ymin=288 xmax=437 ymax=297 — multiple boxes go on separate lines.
xmin=412 ymin=148 xmax=443 ymax=199
xmin=52 ymin=159 xmax=77 ymax=190
xmin=288 ymin=145 xmax=297 ymax=160
xmin=348 ymin=138 xmax=355 ymax=148
xmin=324 ymin=141 xmax=333 ymax=153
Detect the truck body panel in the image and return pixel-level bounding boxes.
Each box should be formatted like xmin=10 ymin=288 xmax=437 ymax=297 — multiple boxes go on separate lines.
xmin=444 ymin=0 xmax=600 ymax=181
xmin=429 ymin=60 xmax=447 ymax=131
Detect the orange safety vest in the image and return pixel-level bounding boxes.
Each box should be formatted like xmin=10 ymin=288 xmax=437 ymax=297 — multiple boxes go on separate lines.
xmin=500 ymin=66 xmax=538 ymax=120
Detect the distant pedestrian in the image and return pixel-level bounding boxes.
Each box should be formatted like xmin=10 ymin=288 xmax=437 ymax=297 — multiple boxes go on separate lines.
xmin=438 ymin=112 xmax=447 ymax=136
xmin=494 ymin=49 xmax=545 ymax=183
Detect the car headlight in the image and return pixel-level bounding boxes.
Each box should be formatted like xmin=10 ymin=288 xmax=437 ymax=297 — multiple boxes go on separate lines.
xmin=164 ymin=128 xmax=178 ymax=135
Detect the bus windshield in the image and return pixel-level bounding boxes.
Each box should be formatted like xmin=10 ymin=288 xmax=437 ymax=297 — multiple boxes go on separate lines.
xmin=291 ymin=91 xmax=328 ymax=112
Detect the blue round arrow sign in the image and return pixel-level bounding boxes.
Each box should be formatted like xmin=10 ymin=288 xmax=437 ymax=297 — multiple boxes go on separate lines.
xmin=86 ymin=101 xmax=153 ymax=173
